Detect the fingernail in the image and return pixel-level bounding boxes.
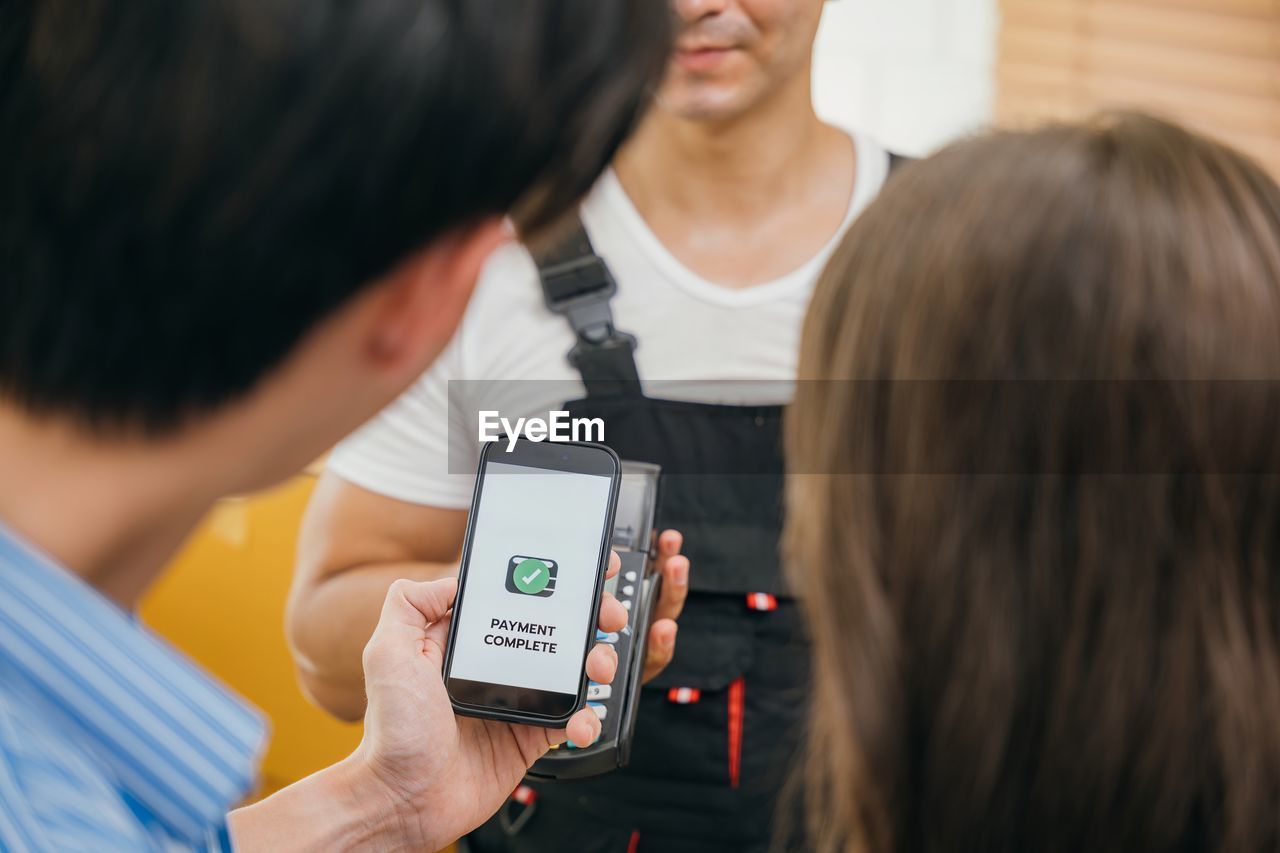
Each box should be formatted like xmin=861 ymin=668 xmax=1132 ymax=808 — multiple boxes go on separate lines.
xmin=674 ymin=559 xmax=688 ymax=585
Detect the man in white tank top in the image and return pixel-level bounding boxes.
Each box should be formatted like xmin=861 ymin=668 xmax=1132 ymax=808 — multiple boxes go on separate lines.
xmin=290 ymin=2 xmax=895 ymax=850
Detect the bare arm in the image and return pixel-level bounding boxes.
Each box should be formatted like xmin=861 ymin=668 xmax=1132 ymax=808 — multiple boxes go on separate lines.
xmin=286 ymin=471 xmax=468 ymax=720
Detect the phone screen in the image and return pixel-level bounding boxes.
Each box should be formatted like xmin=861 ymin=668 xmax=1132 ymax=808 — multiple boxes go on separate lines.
xmin=448 ymin=458 xmax=615 ymax=705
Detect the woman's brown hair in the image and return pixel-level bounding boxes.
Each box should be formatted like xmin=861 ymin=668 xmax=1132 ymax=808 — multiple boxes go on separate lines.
xmin=786 ymin=113 xmax=1280 ymax=852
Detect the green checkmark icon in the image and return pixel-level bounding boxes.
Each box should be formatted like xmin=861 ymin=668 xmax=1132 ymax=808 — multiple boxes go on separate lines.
xmin=512 ymin=558 xmax=551 ymax=595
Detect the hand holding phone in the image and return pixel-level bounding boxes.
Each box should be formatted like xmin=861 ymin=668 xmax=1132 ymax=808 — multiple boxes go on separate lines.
xmin=347 ymin=562 xmax=625 ymax=853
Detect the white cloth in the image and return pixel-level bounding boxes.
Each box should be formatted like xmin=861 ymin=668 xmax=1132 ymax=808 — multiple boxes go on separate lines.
xmin=328 ymin=132 xmax=890 ymax=508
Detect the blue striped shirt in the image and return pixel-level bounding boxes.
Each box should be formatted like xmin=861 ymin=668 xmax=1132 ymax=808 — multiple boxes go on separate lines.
xmin=0 ymin=522 xmax=268 ymax=851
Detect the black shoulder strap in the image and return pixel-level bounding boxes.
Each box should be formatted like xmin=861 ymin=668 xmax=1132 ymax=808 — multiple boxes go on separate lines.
xmin=534 ymin=216 xmax=642 ymax=397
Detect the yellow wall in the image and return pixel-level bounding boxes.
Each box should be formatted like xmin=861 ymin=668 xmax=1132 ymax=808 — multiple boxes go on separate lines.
xmin=139 ymin=475 xmax=363 ymax=796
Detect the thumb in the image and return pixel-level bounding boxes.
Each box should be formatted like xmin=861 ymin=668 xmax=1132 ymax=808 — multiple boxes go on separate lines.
xmin=363 ymin=578 xmax=458 ymax=681
xmin=377 ymin=577 xmax=458 ymax=633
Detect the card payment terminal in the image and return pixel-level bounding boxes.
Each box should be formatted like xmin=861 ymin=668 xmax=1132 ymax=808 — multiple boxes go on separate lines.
xmin=527 ymin=459 xmax=661 ymax=780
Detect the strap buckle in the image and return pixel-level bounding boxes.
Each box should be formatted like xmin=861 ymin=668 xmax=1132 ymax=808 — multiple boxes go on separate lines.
xmin=537 ymin=235 xmax=640 ymax=391
xmin=568 ymin=330 xmax=638 ymax=377
xmin=541 ymin=254 xmax=636 ymax=351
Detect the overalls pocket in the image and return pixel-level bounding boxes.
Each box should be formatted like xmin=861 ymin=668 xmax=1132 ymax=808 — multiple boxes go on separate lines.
xmin=627 ymin=594 xmax=756 ymax=787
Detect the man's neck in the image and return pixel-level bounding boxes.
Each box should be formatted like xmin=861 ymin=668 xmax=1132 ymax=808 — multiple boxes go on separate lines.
xmin=614 ymin=76 xmax=837 ymax=224
xmin=610 ymin=73 xmax=857 ymax=289
xmin=0 ymin=407 xmax=223 ymax=609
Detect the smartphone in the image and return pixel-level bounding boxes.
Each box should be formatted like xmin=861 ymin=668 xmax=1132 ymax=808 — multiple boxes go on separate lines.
xmin=444 ymin=438 xmax=621 ymax=726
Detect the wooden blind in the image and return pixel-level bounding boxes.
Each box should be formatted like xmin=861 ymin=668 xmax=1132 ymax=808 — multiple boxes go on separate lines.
xmin=996 ymin=0 xmax=1280 ymax=177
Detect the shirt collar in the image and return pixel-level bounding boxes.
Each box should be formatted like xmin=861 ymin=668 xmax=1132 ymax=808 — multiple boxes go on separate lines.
xmin=0 ymin=520 xmax=267 ymax=846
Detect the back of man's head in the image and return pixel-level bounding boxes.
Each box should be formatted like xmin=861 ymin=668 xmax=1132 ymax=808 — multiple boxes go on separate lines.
xmin=0 ymin=0 xmax=669 ymax=433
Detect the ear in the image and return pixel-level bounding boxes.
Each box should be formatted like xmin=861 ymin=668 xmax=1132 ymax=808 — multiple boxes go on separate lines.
xmin=364 ymin=217 xmax=511 ymax=377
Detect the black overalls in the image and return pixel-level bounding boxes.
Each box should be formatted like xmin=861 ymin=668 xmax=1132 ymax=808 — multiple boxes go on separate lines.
xmin=467 ymin=153 xmax=909 ymax=853
xmin=467 ymin=226 xmax=800 ymax=853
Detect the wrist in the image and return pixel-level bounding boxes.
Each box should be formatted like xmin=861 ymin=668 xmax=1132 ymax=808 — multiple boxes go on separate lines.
xmin=228 ymin=752 xmax=422 ymax=852
xmin=331 ymin=748 xmax=426 ymax=851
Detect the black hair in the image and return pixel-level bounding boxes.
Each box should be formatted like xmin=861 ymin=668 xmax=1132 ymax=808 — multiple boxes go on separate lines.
xmin=0 ymin=0 xmax=670 ymax=431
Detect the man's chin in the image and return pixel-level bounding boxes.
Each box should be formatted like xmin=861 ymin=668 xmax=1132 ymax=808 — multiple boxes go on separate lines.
xmin=655 ymin=83 xmax=757 ymax=125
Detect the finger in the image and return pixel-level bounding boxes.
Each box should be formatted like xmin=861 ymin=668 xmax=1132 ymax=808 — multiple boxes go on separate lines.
xmin=641 ymin=619 xmax=678 ymax=683
xmin=605 ymin=550 xmax=621 ymax=580
xmin=658 ymin=529 xmax=683 ymax=557
xmin=564 ymin=707 xmax=603 ymax=749
xmin=517 ymin=722 xmax=566 ymax=756
xmin=597 ymin=591 xmax=628 ymax=633
xmin=652 ymin=555 xmax=689 ymax=623
xmin=585 ymin=642 xmax=619 ymax=684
